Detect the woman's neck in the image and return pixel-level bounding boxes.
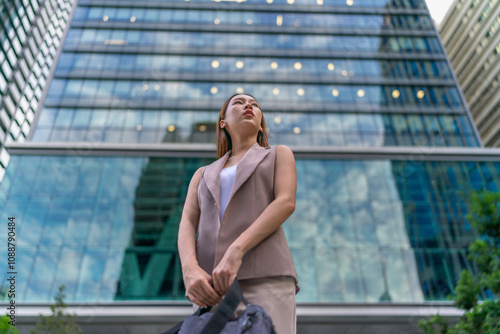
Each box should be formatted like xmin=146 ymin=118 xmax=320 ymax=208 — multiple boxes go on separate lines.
xmin=230 ymin=138 xmax=257 ymax=157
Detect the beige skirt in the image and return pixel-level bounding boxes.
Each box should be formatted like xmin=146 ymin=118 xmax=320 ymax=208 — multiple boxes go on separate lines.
xmin=192 ymin=276 xmax=296 ymax=334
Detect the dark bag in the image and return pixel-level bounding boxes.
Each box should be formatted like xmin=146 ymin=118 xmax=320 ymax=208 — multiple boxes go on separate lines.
xmin=162 ymin=280 xmax=276 ymax=334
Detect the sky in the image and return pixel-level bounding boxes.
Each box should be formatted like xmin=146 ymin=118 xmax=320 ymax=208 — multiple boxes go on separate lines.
xmin=425 ymin=0 xmax=456 ymax=25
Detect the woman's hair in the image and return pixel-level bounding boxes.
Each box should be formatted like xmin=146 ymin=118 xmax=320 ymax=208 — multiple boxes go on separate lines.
xmin=216 ymin=93 xmax=269 ymax=159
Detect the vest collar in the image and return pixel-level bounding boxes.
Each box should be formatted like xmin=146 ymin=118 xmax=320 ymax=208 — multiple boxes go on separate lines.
xmin=204 ymin=142 xmax=271 ymax=217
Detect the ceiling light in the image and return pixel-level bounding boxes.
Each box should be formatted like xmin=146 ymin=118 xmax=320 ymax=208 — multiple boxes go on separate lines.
xmin=276 ymin=15 xmax=283 ymax=26
xmin=104 ymin=39 xmax=127 ymax=45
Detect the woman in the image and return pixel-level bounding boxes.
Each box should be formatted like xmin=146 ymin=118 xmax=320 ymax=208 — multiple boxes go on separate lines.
xmin=177 ymin=93 xmax=299 ymax=334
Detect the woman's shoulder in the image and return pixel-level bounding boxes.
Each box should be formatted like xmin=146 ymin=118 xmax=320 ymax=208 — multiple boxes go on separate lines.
xmin=272 ymin=145 xmax=295 ymax=166
xmin=274 ymin=145 xmax=294 ymax=156
xmin=256 ymin=145 xmax=293 ymax=161
xmin=191 ymin=166 xmax=204 ymax=179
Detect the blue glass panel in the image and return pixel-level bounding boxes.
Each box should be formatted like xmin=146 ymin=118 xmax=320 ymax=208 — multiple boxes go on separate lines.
xmin=75 ymin=247 xmax=108 ymax=300
xmin=26 ymin=246 xmax=59 ymax=301
xmin=45 ymin=79 xmax=66 ymax=104
xmin=51 ymin=247 xmax=85 ymax=300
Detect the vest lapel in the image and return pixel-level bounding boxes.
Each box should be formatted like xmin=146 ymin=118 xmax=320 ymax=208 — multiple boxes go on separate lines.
xmin=226 ymin=142 xmax=270 ymax=207
xmin=204 ymin=150 xmax=231 ymax=217
xmin=204 ymin=143 xmax=271 ymax=219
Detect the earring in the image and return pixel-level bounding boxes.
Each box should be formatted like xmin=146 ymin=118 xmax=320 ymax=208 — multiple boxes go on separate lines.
xmin=259 ymin=128 xmax=263 ymax=132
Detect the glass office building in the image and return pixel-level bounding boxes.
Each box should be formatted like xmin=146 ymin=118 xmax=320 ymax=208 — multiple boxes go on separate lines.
xmin=2 ymin=0 xmax=500 ymax=332
xmin=0 ymin=0 xmax=76 ymax=181
xmin=439 ymin=0 xmax=500 ymax=147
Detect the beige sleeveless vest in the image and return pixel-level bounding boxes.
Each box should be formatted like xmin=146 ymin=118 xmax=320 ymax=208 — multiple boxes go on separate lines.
xmin=196 ymin=142 xmax=299 ymax=293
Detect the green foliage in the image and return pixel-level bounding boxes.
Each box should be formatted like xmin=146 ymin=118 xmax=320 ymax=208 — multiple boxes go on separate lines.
xmin=468 ymin=240 xmax=493 ymax=274
xmin=30 ymin=285 xmax=82 ymax=334
xmin=454 ymin=270 xmax=480 ymax=311
xmin=0 ymin=314 xmax=19 ymax=334
xmin=465 ymin=191 xmax=500 ymax=239
xmin=418 ymin=190 xmax=500 ymax=334
xmin=417 ymin=314 xmax=450 ymax=334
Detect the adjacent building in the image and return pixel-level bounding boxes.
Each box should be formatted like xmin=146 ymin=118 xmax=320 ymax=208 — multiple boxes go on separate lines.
xmin=440 ymin=0 xmax=500 ymax=146
xmin=1 ymin=0 xmax=500 ymax=332
xmin=0 ymin=0 xmax=76 ymax=180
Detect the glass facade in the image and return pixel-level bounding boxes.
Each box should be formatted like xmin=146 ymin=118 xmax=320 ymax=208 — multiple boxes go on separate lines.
xmin=55 ymin=54 xmax=454 ymax=80
xmin=32 ymin=108 xmax=477 ymax=147
xmin=0 ymin=0 xmax=75 ymax=181
xmin=0 ymin=0 xmax=496 ymax=306
xmin=1 ymin=155 xmax=499 ymax=302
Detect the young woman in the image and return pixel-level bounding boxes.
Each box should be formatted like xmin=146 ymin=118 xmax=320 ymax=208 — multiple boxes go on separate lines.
xmin=177 ymin=93 xmax=299 ymax=334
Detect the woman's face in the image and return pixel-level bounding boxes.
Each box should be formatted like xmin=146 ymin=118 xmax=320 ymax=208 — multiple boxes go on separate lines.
xmin=221 ymin=94 xmax=263 ymax=135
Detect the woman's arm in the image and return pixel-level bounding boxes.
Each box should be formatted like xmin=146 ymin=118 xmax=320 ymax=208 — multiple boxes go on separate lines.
xmin=212 ymin=145 xmax=297 ymax=295
xmin=178 ymin=167 xmax=221 ymax=307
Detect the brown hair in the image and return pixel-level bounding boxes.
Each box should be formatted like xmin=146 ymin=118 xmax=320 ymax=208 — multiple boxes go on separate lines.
xmin=216 ymin=93 xmax=269 ymax=159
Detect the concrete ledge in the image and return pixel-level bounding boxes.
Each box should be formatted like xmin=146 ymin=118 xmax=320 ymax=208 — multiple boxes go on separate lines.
xmin=6 ymin=142 xmax=500 ymax=161
xmin=4 ymin=302 xmax=463 ymax=334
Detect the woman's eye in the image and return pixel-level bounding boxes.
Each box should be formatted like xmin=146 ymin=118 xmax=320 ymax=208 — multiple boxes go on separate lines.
xmin=252 ymin=104 xmax=259 ymax=107
xmin=235 ymin=101 xmax=242 ymax=104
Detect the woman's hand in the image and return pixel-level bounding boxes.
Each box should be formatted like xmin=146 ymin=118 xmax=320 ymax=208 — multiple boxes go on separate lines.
xmin=212 ymin=246 xmax=243 ymax=296
xmin=183 ymin=264 xmax=221 ymax=308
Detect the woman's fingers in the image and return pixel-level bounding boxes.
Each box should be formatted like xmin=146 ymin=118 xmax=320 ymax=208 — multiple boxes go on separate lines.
xmin=192 ymin=280 xmax=220 ymax=306
xmin=222 ymin=275 xmax=228 ymax=294
xmin=200 ymin=284 xmax=220 ymax=305
xmin=187 ymin=293 xmax=206 ymax=308
xmin=185 ymin=268 xmax=221 ymax=306
xmin=211 ymin=272 xmax=221 ymax=295
xmin=211 ymin=249 xmax=243 ymax=296
xmin=212 ymin=270 xmax=236 ymax=296
xmin=212 ymin=271 xmax=227 ymax=296
xmin=200 ymin=276 xmax=221 ymax=303
xmin=226 ymin=275 xmax=235 ymax=292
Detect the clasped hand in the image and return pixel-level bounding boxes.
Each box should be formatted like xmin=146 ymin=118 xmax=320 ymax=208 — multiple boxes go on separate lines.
xmin=184 ymin=248 xmax=243 ymax=307
xmin=212 ymin=247 xmax=243 ymax=296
